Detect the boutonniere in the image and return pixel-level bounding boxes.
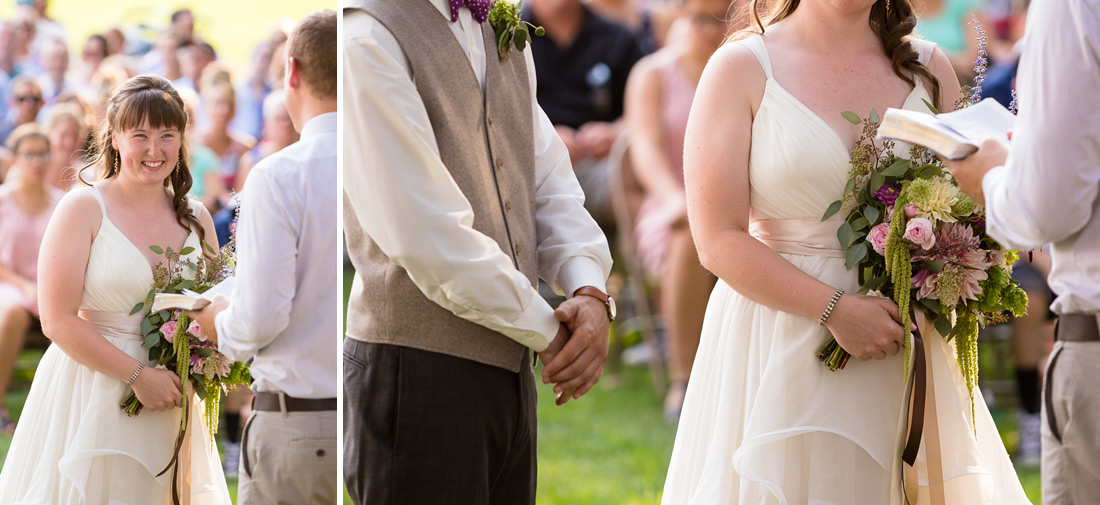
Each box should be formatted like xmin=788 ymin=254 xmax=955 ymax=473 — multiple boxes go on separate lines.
xmin=488 ymin=0 xmax=545 ymax=61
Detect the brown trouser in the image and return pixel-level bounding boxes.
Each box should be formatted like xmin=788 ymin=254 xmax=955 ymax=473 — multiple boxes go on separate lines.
xmin=342 ymin=340 xmax=537 ymax=505
xmin=1042 ymin=316 xmax=1100 ymax=504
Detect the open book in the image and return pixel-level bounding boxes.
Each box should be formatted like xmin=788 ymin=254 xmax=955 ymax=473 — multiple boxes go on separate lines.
xmin=877 ymin=98 xmax=1015 ymax=160
xmin=151 ymin=277 xmax=236 ymax=312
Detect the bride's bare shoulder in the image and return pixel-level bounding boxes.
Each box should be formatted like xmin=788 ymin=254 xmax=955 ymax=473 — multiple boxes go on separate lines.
xmin=52 ymin=186 xmax=104 ymax=235
xmin=697 ymin=36 xmax=768 ymax=113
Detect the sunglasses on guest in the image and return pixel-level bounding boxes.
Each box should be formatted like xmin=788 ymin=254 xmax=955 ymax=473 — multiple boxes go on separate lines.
xmin=15 ymin=95 xmax=42 ymax=104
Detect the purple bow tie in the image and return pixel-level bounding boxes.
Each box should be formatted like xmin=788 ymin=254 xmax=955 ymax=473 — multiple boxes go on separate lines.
xmin=450 ymin=0 xmax=490 ymax=23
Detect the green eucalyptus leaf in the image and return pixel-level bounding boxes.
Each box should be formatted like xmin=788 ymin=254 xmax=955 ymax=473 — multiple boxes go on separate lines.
xmin=159 ymin=310 xmax=171 ymax=321
xmin=881 ymin=159 xmax=912 ymax=177
xmin=822 ymin=200 xmax=843 ymax=221
xmin=920 ymin=297 xmax=942 ymax=314
xmin=869 ymin=108 xmax=880 ymax=124
xmin=837 ymin=222 xmax=854 ymax=250
xmin=934 ymin=314 xmax=953 ymax=336
xmin=180 ymin=246 xmax=195 ymax=256
xmin=841 ymin=111 xmax=862 ymax=125
xmin=145 ymin=332 xmax=159 ymax=350
xmin=864 ymin=206 xmax=880 ymax=225
xmin=925 ymin=260 xmax=946 ymax=273
xmin=129 ymin=302 xmax=145 ymax=316
xmin=140 ymin=318 xmax=153 ymax=336
xmin=851 ymin=217 xmax=868 ymax=231
xmin=869 ymin=172 xmax=886 ymax=192
xmin=203 ymin=241 xmax=217 ymax=254
xmin=166 ymin=246 xmax=174 ymax=256
xmin=149 ymin=245 xmax=164 ymax=255
xmin=848 ymin=231 xmax=867 ymax=247
xmin=843 ymin=177 xmax=857 ymax=195
xmin=922 ymin=98 xmax=941 ymax=115
xmin=845 ymin=242 xmax=868 ymax=270
xmin=865 ymin=275 xmax=889 ymax=291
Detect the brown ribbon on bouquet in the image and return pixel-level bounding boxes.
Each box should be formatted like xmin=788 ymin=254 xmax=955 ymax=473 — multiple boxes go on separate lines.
xmin=902 ymin=308 xmax=946 ymax=505
xmin=156 ymin=393 xmax=193 ymax=505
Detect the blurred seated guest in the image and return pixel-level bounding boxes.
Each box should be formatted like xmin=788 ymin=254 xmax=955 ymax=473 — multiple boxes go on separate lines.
xmin=44 ymin=103 xmax=88 ymax=191
xmin=197 ymin=80 xmax=255 ymax=211
xmin=232 ymin=29 xmax=287 ymax=141
xmin=212 ymin=90 xmax=299 ymax=247
xmin=29 ymin=0 xmax=66 ymax=56
xmin=11 ymin=15 xmax=36 ymax=76
xmin=625 ymin=0 xmax=739 ymax=420
xmin=914 ymin=0 xmax=982 ymax=83
xmin=136 ymin=31 xmax=183 ymax=80
xmin=85 ymin=55 xmax=134 ymax=129
xmin=524 ymin=0 xmax=646 ymax=227
xmin=169 ymin=8 xmax=196 ymax=42
xmin=587 ymin=0 xmax=677 ymax=53
xmin=1 ymin=77 xmax=44 ymax=145
xmin=175 ymin=39 xmax=217 ymax=93
xmin=0 ymin=125 xmax=62 ymax=433
xmin=78 ymin=34 xmax=110 ymax=87
xmin=1010 ymin=248 xmax=1052 ymax=464
xmin=36 ymin=37 xmax=75 ymax=116
xmin=103 ymin=27 xmax=124 ymax=57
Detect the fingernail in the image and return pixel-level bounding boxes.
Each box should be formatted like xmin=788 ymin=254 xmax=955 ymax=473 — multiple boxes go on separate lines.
xmin=554 ymin=386 xmax=561 ymax=394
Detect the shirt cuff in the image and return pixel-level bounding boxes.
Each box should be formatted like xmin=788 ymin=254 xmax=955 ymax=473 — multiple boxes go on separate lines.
xmin=512 ymin=298 xmax=562 ymax=352
xmin=557 ymin=256 xmax=608 ymax=299
xmin=981 ymin=164 xmax=1006 ymax=207
xmin=213 ymin=309 xmax=243 ymax=363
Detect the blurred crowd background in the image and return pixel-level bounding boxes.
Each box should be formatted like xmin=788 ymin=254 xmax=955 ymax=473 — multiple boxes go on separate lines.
xmin=0 ymin=0 xmax=325 ymax=489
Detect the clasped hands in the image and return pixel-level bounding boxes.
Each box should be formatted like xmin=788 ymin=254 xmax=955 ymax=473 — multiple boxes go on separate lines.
xmin=537 ymin=295 xmax=610 ymax=406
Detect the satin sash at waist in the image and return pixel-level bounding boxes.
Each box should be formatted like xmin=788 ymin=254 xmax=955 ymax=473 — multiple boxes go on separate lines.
xmin=750 ymin=217 xmax=845 ymax=258
xmin=79 ymin=309 xmax=145 ymax=342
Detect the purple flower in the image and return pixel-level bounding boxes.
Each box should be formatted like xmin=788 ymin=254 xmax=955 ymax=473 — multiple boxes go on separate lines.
xmin=874 ymin=184 xmax=900 ymax=208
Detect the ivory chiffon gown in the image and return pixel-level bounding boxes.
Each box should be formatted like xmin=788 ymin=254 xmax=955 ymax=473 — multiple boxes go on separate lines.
xmin=659 ymin=35 xmax=1031 ymax=505
xmin=0 ymin=185 xmax=230 ymax=504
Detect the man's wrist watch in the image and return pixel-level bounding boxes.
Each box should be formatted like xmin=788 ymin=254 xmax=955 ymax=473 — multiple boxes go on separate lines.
xmin=573 ymin=286 xmax=616 ymax=322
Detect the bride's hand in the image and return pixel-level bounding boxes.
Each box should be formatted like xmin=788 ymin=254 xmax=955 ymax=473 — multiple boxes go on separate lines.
xmin=131 ymin=367 xmax=184 ymax=412
xmin=825 ymin=295 xmax=911 ymax=361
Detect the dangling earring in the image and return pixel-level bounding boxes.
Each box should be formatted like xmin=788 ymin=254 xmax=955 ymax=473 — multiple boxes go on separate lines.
xmin=114 ymin=152 xmax=120 ymax=173
xmin=885 ymin=0 xmax=891 ymax=15
xmin=175 ymin=159 xmax=181 ymax=172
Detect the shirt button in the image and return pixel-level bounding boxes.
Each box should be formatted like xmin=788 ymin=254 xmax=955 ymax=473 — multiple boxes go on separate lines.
xmin=495 ymin=158 xmax=503 ymax=170
xmin=514 ymin=244 xmax=521 ymax=255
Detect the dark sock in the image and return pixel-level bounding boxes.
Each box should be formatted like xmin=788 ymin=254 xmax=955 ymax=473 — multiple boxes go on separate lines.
xmin=225 ymin=411 xmax=242 ymax=443
xmin=1017 ymin=367 xmax=1041 ymax=414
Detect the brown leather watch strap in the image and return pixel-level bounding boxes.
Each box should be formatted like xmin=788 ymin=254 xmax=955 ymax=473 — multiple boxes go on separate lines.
xmin=573 ymin=286 xmax=608 ymax=303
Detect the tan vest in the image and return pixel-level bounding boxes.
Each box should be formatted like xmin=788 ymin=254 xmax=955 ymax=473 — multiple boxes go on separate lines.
xmin=343 ymin=0 xmax=539 ymax=372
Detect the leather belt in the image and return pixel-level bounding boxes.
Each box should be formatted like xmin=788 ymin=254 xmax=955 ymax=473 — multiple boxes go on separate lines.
xmin=1055 ymin=313 xmax=1100 ymax=342
xmin=253 ymin=392 xmax=337 ymax=412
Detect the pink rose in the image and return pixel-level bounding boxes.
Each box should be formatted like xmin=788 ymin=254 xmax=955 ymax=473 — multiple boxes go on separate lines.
xmin=905 ymin=204 xmax=919 ymax=218
xmin=188 ymin=320 xmax=206 ymax=341
xmin=904 ymin=218 xmax=936 ymax=250
xmin=868 ymin=223 xmax=891 ymax=255
xmin=159 ymin=320 xmax=178 ymax=343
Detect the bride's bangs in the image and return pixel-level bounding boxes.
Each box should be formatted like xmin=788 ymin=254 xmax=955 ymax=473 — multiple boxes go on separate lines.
xmin=115 ymin=88 xmax=187 ymax=135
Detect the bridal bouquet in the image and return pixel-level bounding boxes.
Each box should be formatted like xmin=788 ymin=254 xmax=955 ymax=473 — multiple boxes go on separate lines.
xmin=119 ymin=239 xmax=250 ymax=443
xmin=815 ymin=108 xmax=1027 ymax=408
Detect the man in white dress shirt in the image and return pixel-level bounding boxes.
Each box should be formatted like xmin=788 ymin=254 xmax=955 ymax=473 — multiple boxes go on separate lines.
xmin=342 ymin=0 xmax=615 ymax=503
xmin=186 ymin=10 xmax=337 ymax=504
xmin=944 ymin=0 xmax=1099 ymax=502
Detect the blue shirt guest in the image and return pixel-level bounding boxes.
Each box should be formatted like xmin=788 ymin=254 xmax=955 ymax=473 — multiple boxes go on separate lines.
xmin=186 ymin=10 xmax=338 ymax=504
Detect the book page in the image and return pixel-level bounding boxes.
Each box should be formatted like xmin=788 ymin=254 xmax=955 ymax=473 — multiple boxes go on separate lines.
xmin=936 ymin=98 xmax=1015 ymax=143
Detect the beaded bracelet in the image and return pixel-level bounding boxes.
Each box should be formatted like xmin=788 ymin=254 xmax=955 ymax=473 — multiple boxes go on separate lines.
xmin=819 ymin=288 xmax=845 ymax=326
xmin=127 ymin=362 xmax=145 ymax=385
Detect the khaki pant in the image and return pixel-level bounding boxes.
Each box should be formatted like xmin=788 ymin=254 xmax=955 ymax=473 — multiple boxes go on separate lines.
xmin=1042 ymin=341 xmax=1100 ymax=504
xmin=237 ymin=409 xmax=338 ymax=505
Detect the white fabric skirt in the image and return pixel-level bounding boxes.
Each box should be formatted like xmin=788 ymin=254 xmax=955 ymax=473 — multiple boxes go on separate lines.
xmin=0 ymin=325 xmax=230 ymax=504
xmin=660 ymin=253 xmax=1031 ymax=505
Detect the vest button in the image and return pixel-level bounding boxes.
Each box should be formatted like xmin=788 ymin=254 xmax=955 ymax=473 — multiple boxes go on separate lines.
xmin=495 ymin=158 xmax=503 ymax=170
xmin=514 ymin=244 xmax=521 ymax=255
xmin=487 ymin=116 xmax=494 ymax=126
xmin=504 ymin=201 xmax=512 ymax=211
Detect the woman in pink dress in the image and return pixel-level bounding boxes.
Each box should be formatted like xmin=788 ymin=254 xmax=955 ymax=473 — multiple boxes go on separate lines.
xmin=0 ymin=124 xmax=63 ymax=432
xmin=625 ymin=0 xmax=744 ymax=420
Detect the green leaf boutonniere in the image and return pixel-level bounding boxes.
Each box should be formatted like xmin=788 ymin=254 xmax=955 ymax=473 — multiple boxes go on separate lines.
xmin=488 ymin=0 xmax=545 ymax=61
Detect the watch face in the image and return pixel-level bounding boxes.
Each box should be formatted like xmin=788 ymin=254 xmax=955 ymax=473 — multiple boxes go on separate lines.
xmin=607 ymin=296 xmax=617 ymax=321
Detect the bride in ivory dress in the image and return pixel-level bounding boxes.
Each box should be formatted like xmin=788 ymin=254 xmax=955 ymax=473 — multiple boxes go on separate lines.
xmin=0 ymin=75 xmax=230 ymax=504
xmin=659 ymin=0 xmax=1031 ymax=503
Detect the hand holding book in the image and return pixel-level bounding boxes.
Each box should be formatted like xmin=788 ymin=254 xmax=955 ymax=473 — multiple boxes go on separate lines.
xmin=876 ymin=98 xmax=1015 ymax=160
